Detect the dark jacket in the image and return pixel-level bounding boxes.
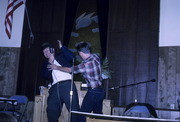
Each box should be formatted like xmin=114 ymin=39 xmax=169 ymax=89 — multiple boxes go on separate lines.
xmin=41 ymin=46 xmax=74 ymax=83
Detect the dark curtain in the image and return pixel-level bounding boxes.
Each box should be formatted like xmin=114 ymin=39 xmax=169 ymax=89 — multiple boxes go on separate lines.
xmin=107 ymin=0 xmax=159 ymax=107
xmin=63 ymin=0 xmax=80 ymax=46
xmin=96 ymin=0 xmax=109 ymax=58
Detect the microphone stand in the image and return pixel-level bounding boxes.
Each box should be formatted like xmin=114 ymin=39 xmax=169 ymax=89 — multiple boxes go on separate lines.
xmin=109 ymin=79 xmax=156 ymax=91
xmin=109 ymin=79 xmax=157 ymax=117
xmin=69 ymin=58 xmax=74 ymax=122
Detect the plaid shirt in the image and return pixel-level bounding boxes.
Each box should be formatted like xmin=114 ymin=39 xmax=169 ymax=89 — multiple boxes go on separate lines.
xmin=74 ymin=54 xmax=102 ymax=88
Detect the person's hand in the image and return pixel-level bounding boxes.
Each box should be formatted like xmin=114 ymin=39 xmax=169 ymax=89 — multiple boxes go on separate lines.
xmin=47 ymin=64 xmax=58 ymax=70
xmin=48 ymin=54 xmax=54 ymax=64
xmin=57 ymin=40 xmax=62 ymax=48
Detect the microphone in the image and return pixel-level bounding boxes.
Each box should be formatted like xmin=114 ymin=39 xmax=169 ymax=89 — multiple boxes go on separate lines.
xmin=108 ymin=87 xmax=115 ymax=90
xmin=108 ymin=86 xmax=119 ymax=90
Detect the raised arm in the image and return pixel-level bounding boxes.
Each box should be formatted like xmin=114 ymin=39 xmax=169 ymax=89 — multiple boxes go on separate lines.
xmin=58 ymin=40 xmax=75 ymax=63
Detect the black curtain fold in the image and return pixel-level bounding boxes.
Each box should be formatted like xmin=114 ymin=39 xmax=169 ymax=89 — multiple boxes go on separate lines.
xmin=107 ymin=0 xmax=159 ymax=106
xmin=63 ymin=0 xmax=80 ymax=46
xmin=96 ymin=0 xmax=109 ymax=58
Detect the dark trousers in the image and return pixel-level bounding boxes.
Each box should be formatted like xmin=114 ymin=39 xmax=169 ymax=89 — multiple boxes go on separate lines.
xmin=79 ymin=87 xmax=105 ymax=122
xmin=47 ymin=80 xmax=80 ymax=122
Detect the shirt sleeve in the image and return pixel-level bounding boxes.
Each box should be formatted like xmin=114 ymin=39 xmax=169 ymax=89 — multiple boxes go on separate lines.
xmin=60 ymin=46 xmax=75 ymax=62
xmin=73 ymin=62 xmax=86 ymax=74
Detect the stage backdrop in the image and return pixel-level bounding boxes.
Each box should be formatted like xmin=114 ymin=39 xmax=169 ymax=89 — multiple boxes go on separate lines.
xmin=68 ymin=0 xmax=101 ymax=82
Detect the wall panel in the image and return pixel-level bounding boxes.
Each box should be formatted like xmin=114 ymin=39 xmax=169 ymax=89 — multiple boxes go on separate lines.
xmin=0 ymin=47 xmax=20 ymax=95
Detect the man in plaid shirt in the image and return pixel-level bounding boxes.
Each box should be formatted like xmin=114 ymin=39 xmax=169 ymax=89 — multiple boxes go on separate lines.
xmin=48 ymin=41 xmax=105 ymax=122
xmin=73 ymin=52 xmax=102 ymax=89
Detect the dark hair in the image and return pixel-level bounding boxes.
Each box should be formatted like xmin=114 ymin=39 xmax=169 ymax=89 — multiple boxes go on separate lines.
xmin=41 ymin=42 xmax=53 ymax=50
xmin=75 ymin=41 xmax=91 ymax=54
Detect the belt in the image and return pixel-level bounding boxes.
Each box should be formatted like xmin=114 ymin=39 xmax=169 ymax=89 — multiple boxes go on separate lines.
xmin=53 ymin=79 xmax=71 ymax=85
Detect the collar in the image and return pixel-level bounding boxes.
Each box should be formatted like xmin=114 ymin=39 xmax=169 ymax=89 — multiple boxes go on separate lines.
xmin=83 ymin=54 xmax=93 ymax=63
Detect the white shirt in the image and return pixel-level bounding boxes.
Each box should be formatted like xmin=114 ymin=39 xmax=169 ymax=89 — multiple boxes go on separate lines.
xmin=52 ymin=60 xmax=72 ymax=85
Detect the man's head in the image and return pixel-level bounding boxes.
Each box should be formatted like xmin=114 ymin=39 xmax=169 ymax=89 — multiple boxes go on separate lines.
xmin=41 ymin=42 xmax=54 ymax=59
xmin=76 ymin=41 xmax=91 ymax=53
xmin=75 ymin=41 xmax=91 ymax=59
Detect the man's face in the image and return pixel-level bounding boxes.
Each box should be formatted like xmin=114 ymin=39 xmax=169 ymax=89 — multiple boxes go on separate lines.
xmin=78 ymin=51 xmax=86 ymax=60
xmin=43 ymin=47 xmax=52 ymax=59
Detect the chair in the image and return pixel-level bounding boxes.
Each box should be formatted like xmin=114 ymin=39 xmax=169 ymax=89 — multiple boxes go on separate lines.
xmin=0 ymin=95 xmax=28 ymax=122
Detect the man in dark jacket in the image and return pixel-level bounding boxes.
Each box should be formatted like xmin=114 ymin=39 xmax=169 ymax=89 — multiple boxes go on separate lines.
xmin=41 ymin=40 xmax=79 ymax=122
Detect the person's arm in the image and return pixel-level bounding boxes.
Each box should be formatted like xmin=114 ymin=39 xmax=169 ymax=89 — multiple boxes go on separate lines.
xmin=57 ymin=66 xmax=72 ymax=73
xmin=47 ymin=57 xmax=87 ymax=74
xmin=47 ymin=63 xmax=72 ymax=73
xmin=47 ymin=61 xmax=86 ymax=73
xmin=58 ymin=40 xmax=75 ymax=62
